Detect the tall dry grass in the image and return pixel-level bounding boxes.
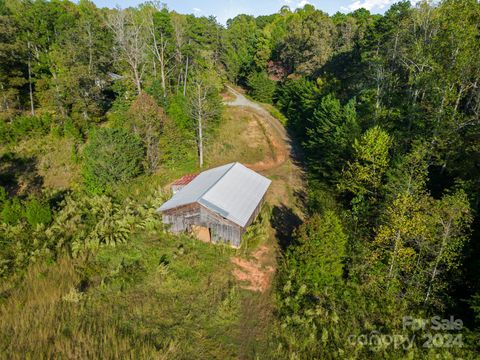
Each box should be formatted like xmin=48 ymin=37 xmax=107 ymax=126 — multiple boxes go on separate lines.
xmin=0 ymin=257 xmax=163 ymax=359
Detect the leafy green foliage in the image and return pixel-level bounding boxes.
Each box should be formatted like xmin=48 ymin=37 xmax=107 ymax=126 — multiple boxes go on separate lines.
xmin=82 ymin=128 xmax=144 ymax=193
xmin=0 ymin=114 xmax=52 ymax=143
xmin=246 ymin=71 xmax=276 ymax=103
xmin=223 ymin=15 xmax=259 ymax=83
xmin=339 ymin=126 xmax=392 ymax=199
xmin=24 ymin=197 xmax=52 ymax=227
xmin=276 ymin=77 xmax=319 ymax=136
xmin=0 ymin=197 xmax=23 ymax=225
xmin=1 ymin=0 xmax=480 ymax=357
xmin=304 ymin=94 xmax=361 ymax=181
xmin=289 ymin=211 xmax=347 ymax=290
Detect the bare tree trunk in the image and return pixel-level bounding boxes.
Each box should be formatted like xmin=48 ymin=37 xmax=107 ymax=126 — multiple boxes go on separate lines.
xmin=196 ymin=83 xmax=204 ymax=168
xmin=183 ymin=54 xmax=189 ymax=96
xmin=189 ymin=81 xmax=212 ymax=168
xmin=424 ymin=222 xmax=450 ymax=304
xmin=28 ymin=58 xmax=35 ymax=116
xmin=27 ymin=42 xmax=35 ymax=116
xmin=453 ymin=85 xmax=464 ymax=120
xmin=108 ymin=10 xmax=146 ymax=96
xmin=134 ymin=67 xmax=142 ymax=94
xmin=198 ymin=111 xmax=203 ymax=168
xmin=159 ymin=33 xmax=168 ymax=98
xmin=148 ymin=14 xmax=167 ymax=97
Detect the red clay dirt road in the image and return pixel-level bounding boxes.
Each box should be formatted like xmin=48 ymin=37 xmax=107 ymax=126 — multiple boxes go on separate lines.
xmin=225 ymin=86 xmax=302 ymax=293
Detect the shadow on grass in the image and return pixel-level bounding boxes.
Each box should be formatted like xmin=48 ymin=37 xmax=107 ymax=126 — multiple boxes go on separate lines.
xmin=270 ymin=204 xmax=302 ymax=251
xmin=0 ymin=152 xmax=43 ymax=196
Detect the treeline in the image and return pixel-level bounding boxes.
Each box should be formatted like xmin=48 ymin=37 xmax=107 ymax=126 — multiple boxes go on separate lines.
xmin=0 ymin=0 xmax=225 ymax=276
xmin=0 ymin=0 xmax=223 ymax=169
xmin=221 ymin=0 xmax=480 ymax=358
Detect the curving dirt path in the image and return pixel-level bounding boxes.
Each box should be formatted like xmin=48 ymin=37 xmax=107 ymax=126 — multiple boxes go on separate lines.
xmin=225 ymin=86 xmax=291 ymax=152
xmin=225 ymin=86 xmax=292 ymax=172
xmin=225 ymin=86 xmax=303 ymax=293
xmin=223 ymin=85 xmax=307 ymax=357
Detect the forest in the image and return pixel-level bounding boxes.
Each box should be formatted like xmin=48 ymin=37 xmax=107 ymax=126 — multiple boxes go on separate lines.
xmin=1 ymin=0 xmax=480 ymax=358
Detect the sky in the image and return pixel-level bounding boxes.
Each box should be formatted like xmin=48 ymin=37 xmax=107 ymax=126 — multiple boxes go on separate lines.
xmin=91 ymin=0 xmax=400 ymax=24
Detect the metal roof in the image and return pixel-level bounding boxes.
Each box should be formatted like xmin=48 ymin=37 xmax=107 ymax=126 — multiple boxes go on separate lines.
xmin=157 ymin=162 xmax=271 ymax=228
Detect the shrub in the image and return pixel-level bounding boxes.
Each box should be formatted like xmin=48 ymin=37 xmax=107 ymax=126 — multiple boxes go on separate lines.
xmin=1 ymin=198 xmax=23 ymax=225
xmin=0 ymin=186 xmax=7 ymax=205
xmin=11 ymin=114 xmax=51 ymax=139
xmin=167 ymin=94 xmax=190 ymax=130
xmin=247 ymin=71 xmax=276 ymax=103
xmin=0 ymin=114 xmax=52 ymax=144
xmin=266 ymin=105 xmax=288 ymax=126
xmin=24 ymin=198 xmax=52 ymax=227
xmin=82 ymin=128 xmax=144 ymax=193
xmin=63 ymin=119 xmax=83 ymax=141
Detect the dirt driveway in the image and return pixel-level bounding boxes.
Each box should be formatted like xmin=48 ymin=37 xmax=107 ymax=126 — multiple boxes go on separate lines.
xmin=224 ymin=86 xmax=304 ymax=293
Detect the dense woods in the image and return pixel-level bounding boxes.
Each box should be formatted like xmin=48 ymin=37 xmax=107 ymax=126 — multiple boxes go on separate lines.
xmin=1 ymin=0 xmax=480 ymax=358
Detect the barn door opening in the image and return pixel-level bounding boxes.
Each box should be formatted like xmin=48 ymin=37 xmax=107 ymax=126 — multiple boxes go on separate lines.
xmin=191 ymin=225 xmax=211 ymax=243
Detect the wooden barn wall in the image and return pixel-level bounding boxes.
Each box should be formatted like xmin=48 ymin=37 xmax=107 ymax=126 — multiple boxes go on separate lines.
xmin=244 ymin=193 xmax=266 ymax=229
xmin=161 ymin=203 xmax=243 ymax=247
xmin=162 ymin=203 xmax=201 ymax=233
xmin=199 ymin=206 xmax=243 ymax=247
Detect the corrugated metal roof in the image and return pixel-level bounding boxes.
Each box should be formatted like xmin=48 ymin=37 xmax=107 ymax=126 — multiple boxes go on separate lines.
xmin=157 ymin=162 xmax=271 ymax=228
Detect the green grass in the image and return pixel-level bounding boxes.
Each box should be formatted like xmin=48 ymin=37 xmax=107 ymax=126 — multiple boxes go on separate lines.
xmin=206 ymin=107 xmax=273 ymax=167
xmin=0 ymin=229 xmax=244 ymax=359
xmin=264 ymin=104 xmax=288 ymax=126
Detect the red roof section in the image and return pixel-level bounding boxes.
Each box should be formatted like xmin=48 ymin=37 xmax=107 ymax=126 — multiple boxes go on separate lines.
xmin=172 ymin=174 xmax=198 ymax=186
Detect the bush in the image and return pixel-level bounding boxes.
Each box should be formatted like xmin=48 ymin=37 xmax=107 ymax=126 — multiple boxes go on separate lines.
xmin=266 ymin=105 xmax=288 ymax=126
xmin=247 ymin=71 xmax=276 ymax=103
xmin=63 ymin=119 xmax=83 ymax=141
xmin=0 ymin=186 xmax=7 ymax=205
xmin=11 ymin=114 xmax=52 ymax=139
xmin=0 ymin=114 xmax=52 ymax=144
xmin=24 ymin=198 xmax=52 ymax=227
xmin=82 ymin=128 xmax=144 ymax=193
xmin=1 ymin=198 xmax=23 ymax=225
xmin=167 ymin=94 xmax=190 ymax=130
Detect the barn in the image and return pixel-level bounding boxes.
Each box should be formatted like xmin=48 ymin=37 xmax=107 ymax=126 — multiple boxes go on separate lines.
xmin=157 ymin=162 xmax=271 ymax=247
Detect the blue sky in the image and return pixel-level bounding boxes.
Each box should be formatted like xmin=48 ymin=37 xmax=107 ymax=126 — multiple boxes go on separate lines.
xmin=91 ymin=0 xmax=399 ymax=24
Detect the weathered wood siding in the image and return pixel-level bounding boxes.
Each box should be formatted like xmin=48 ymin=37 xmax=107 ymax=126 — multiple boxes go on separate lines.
xmin=162 ymin=203 xmax=244 ymax=247
xmin=162 ymin=203 xmax=201 ymax=233
xmin=161 ymin=192 xmax=266 ymax=248
xmin=244 ymin=193 xmax=266 ymax=229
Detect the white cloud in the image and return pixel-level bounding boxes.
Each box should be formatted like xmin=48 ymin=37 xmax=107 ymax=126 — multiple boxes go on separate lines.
xmin=282 ymin=0 xmax=311 ymax=8
xmin=192 ymin=7 xmax=202 ymax=13
xmin=340 ymin=0 xmax=393 ymax=12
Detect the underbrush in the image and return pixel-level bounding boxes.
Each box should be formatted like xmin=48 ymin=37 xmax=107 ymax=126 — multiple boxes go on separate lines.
xmin=0 ymin=224 xmax=243 ymax=359
xmin=241 ymin=203 xmax=272 ymax=252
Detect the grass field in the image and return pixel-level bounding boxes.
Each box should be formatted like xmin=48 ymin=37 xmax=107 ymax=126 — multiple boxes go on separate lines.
xmin=206 ymin=107 xmax=275 ymax=167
